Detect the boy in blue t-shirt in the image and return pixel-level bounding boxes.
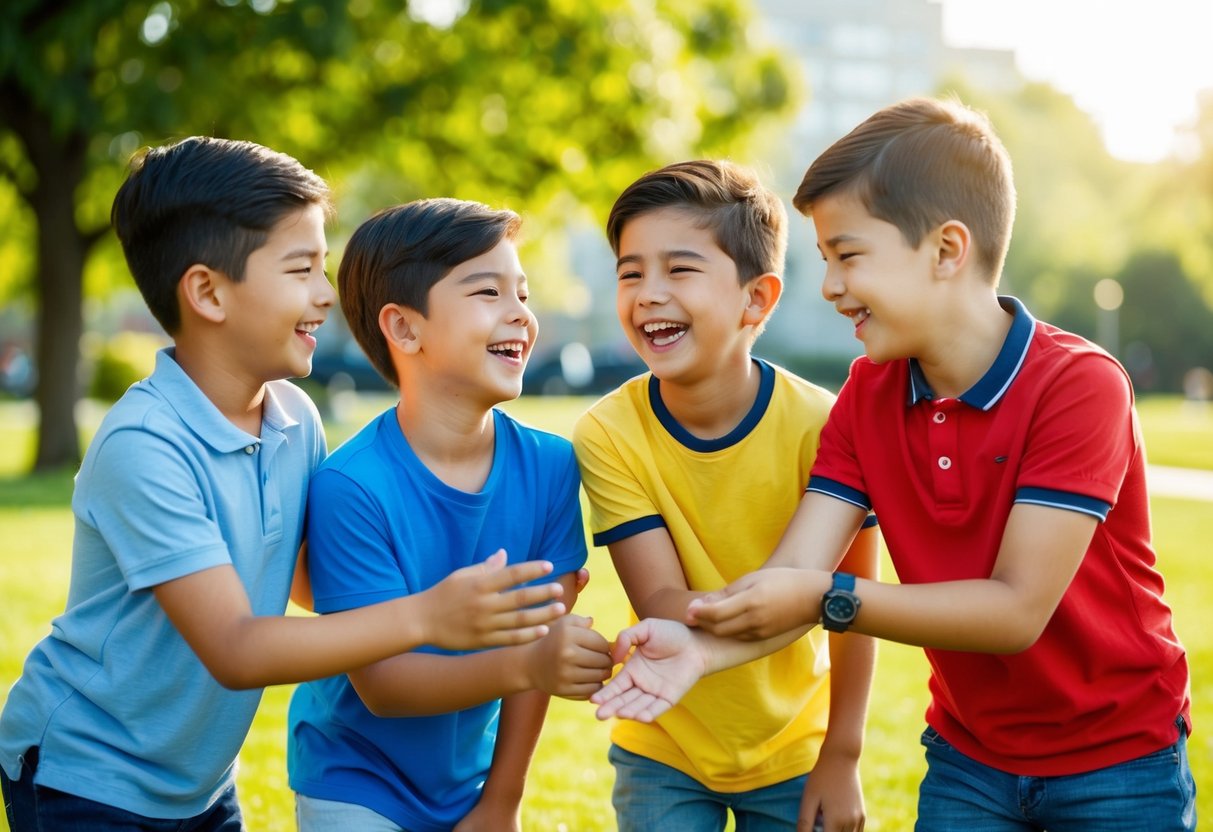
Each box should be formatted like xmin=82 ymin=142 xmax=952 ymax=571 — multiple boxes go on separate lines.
xmin=0 ymin=138 xmax=567 ymax=831
xmin=287 ymin=198 xmax=612 ymax=832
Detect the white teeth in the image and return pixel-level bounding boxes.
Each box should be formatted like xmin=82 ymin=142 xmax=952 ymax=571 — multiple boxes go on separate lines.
xmin=296 ymin=322 xmax=320 ymax=333
xmin=643 ymin=321 xmax=684 ymax=334
xmin=488 ymin=341 xmax=526 ymax=353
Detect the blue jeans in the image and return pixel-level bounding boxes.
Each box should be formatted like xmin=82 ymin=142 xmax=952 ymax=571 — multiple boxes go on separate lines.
xmin=1 ymin=747 xmax=244 ymax=832
xmin=295 ymin=794 xmax=404 ymax=832
xmin=916 ymin=719 xmax=1197 ymax=831
xmin=609 ymin=744 xmax=820 ymax=832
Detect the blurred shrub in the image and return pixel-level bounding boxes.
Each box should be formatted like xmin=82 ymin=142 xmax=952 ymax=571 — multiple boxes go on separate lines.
xmin=88 ymin=332 xmax=165 ymax=402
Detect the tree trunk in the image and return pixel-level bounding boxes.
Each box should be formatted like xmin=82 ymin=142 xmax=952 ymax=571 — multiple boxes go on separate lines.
xmin=31 ymin=148 xmax=88 ymax=472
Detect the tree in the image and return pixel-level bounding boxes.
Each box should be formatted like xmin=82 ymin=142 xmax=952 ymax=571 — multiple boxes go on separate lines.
xmin=0 ymin=0 xmax=796 ymax=471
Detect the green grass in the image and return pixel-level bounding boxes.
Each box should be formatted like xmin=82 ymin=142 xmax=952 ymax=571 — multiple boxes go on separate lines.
xmin=0 ymin=395 xmax=1209 ymax=831
xmin=1137 ymin=395 xmax=1213 ymax=470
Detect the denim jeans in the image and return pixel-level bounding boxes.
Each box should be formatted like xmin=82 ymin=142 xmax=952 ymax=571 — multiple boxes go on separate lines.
xmin=609 ymin=744 xmax=820 ymax=832
xmin=915 ymin=719 xmax=1197 ymax=831
xmin=295 ymin=794 xmax=404 ymax=832
xmin=1 ymin=747 xmax=244 ymax=832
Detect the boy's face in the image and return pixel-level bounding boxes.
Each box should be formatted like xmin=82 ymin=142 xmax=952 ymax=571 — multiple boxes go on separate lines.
xmin=411 ymin=237 xmax=536 ymax=406
xmin=220 ymin=203 xmax=334 ymax=382
xmin=615 ymin=207 xmax=753 ymax=386
xmin=812 ymin=190 xmax=938 ymax=364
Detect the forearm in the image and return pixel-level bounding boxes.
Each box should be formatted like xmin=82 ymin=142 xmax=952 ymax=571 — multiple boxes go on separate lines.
xmin=187 ymin=593 xmax=432 ymax=690
xmin=479 ymin=689 xmax=550 ymax=809
xmin=635 ymin=587 xmax=706 ymax=622
xmin=698 ymin=624 xmax=811 ymax=676
xmin=849 ymin=575 xmax=1048 ymax=653
xmin=350 ymin=646 xmax=533 ymax=717
xmin=820 ymin=630 xmax=875 ymax=760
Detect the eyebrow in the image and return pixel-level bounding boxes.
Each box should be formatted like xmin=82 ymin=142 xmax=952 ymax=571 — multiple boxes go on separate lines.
xmin=456 ymin=271 xmax=527 ymax=285
xmin=280 ymin=247 xmax=326 ymax=261
xmin=616 ymin=249 xmax=709 ymax=269
xmin=821 ymin=234 xmax=860 ymax=249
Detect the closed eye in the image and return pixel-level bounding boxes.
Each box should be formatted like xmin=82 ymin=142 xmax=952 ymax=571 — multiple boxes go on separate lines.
xmin=618 ymin=270 xmax=641 ymax=281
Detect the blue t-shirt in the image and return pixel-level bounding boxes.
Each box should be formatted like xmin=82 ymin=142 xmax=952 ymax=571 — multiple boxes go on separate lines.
xmin=0 ymin=348 xmax=325 ymax=818
xmin=287 ymin=407 xmax=587 ymax=832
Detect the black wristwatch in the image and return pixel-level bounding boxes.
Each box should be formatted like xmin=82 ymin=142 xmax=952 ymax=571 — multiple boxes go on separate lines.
xmin=821 ymin=571 xmax=861 ymax=633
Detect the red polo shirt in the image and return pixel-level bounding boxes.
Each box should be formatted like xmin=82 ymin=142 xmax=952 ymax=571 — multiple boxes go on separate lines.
xmin=809 ymin=297 xmax=1190 ymax=776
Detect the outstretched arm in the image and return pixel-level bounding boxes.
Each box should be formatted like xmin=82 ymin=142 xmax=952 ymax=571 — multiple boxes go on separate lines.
xmin=154 ymin=550 xmax=565 ymax=690
xmin=590 ymin=618 xmax=809 ymax=722
xmin=693 ymin=503 xmax=1097 ymax=653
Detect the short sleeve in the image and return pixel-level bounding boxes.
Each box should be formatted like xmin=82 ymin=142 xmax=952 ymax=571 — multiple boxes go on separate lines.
xmin=572 ymin=410 xmax=665 ymax=545
xmin=305 ymin=467 xmax=408 ymax=613
xmin=807 ymin=369 xmax=872 ymax=511
xmin=81 ymin=429 xmax=231 ymax=591
xmin=1014 ymin=354 xmax=1134 ymax=519
xmin=536 ymin=446 xmax=589 ymax=578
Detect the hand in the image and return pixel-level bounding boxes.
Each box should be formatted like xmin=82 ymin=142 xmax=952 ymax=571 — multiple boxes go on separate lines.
xmin=800 ymin=747 xmax=865 ymax=832
xmin=686 ymin=568 xmax=825 ymax=641
xmin=526 ymin=614 xmax=613 ymax=699
xmin=418 ymin=550 xmax=565 ymax=650
xmin=590 ymin=619 xmax=707 ymax=722
xmin=454 ymin=797 xmax=520 ymax=832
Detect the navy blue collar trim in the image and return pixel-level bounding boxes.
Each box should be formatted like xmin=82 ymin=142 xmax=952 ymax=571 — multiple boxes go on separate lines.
xmin=649 ymin=358 xmax=776 ymax=452
xmin=907 ymin=296 xmax=1035 ymax=411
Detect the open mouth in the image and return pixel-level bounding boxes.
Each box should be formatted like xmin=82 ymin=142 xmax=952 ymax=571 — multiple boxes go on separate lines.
xmin=488 ymin=340 xmax=527 ymax=361
xmin=642 ymin=321 xmax=687 ymax=347
xmin=295 ymin=321 xmax=321 ymax=346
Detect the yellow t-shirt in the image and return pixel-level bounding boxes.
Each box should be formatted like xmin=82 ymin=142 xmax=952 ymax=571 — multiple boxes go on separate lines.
xmin=573 ymin=359 xmax=837 ymax=792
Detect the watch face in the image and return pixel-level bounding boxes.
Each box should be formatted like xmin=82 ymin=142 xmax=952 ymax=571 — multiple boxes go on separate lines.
xmin=825 ymin=595 xmax=856 ymax=621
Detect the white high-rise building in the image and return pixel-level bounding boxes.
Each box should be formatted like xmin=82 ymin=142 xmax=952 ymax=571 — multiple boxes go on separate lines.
xmin=753 ymin=0 xmax=1020 ymax=366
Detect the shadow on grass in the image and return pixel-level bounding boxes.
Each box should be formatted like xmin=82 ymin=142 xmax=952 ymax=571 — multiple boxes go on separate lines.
xmin=0 ymin=470 xmax=74 ymax=508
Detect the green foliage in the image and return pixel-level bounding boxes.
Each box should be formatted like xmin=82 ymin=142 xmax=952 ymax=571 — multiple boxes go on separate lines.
xmin=86 ymin=330 xmax=166 ymax=402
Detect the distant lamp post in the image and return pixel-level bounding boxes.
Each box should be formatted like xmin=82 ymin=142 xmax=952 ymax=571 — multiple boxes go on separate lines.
xmin=1093 ymin=278 xmax=1124 ymax=356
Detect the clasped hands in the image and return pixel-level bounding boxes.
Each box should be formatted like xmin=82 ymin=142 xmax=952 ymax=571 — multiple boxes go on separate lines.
xmin=592 ymin=567 xmax=830 ymax=721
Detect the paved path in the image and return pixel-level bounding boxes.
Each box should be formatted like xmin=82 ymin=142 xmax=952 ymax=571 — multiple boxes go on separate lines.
xmin=1147 ymin=465 xmax=1213 ymax=502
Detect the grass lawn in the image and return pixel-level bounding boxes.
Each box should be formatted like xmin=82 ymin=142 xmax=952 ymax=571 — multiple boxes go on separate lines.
xmin=0 ymin=393 xmax=1209 ymax=831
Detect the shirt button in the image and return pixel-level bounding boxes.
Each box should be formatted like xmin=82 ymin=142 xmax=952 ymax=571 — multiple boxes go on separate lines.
xmin=938 ymin=456 xmax=952 ymax=470
xmin=933 ymin=412 xmax=947 ymax=424
xmin=245 ymin=445 xmax=256 ymax=454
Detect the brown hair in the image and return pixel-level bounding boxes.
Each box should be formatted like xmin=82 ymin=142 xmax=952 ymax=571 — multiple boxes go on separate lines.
xmin=606 ymin=159 xmax=787 ymax=283
xmin=337 ymin=198 xmax=521 ymax=387
xmin=793 ymin=97 xmax=1016 ymax=281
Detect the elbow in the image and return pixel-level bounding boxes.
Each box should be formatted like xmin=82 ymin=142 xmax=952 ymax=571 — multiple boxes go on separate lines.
xmin=209 ymin=662 xmax=262 ymax=691
xmin=990 ymin=618 xmax=1048 ymax=655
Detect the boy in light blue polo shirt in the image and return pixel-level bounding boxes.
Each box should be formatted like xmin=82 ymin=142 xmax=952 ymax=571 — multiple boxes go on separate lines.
xmin=0 ymin=138 xmax=566 ymax=831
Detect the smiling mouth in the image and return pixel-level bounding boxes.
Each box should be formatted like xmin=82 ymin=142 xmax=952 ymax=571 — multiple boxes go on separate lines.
xmin=642 ymin=321 xmax=687 ymax=347
xmin=488 ymin=340 xmax=527 ymax=361
xmin=841 ymin=308 xmax=870 ymax=329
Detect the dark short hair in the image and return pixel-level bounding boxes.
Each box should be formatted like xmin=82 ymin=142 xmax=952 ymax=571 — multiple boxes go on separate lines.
xmin=111 ymin=136 xmax=332 ymax=334
xmin=606 ymin=159 xmax=787 ymax=283
xmin=337 ymin=198 xmax=522 ymax=387
xmin=793 ymin=97 xmax=1016 ymax=281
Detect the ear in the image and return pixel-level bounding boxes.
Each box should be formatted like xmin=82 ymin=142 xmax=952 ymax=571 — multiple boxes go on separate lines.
xmin=741 ymin=273 xmax=783 ymax=328
xmin=379 ymin=303 xmax=423 ymax=356
xmin=178 ymin=264 xmax=227 ymax=324
xmin=934 ymin=220 xmax=972 ymax=279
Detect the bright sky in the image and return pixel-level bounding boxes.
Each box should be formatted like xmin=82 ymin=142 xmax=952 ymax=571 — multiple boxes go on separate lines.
xmin=937 ymin=0 xmax=1213 ymax=162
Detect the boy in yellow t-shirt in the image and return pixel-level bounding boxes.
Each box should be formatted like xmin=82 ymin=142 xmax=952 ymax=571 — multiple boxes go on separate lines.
xmin=573 ymin=160 xmax=878 ymax=831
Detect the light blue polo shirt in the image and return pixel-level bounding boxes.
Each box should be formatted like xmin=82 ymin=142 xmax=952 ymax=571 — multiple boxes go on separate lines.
xmin=0 ymin=347 xmax=326 ymax=818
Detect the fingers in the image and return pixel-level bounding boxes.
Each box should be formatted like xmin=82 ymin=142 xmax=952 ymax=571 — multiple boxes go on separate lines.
xmin=480 ymin=558 xmax=558 ymax=593
xmin=495 ymin=582 xmax=564 ymax=611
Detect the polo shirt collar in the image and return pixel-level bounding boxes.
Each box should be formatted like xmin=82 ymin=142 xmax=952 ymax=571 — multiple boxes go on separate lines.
xmin=147 ymin=347 xmax=293 ymax=453
xmin=906 ymin=295 xmax=1035 ymax=411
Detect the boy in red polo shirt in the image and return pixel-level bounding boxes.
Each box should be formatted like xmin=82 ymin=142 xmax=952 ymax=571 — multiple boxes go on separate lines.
xmin=593 ymin=97 xmax=1194 ymax=831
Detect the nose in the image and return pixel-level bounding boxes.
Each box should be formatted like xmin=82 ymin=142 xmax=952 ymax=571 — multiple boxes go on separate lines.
xmin=820 ymin=265 xmax=844 ymax=302
xmin=506 ymin=293 xmax=535 ymax=328
xmin=313 ymin=270 xmax=337 ymax=308
xmin=636 ymin=274 xmax=670 ymax=306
